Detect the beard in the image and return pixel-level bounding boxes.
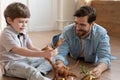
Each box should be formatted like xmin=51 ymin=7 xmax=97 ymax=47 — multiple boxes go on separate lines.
xmin=75 ymin=24 xmax=92 ymax=39
xmin=76 ymin=30 xmax=87 ymax=37
xmin=76 ymin=28 xmax=91 ymax=39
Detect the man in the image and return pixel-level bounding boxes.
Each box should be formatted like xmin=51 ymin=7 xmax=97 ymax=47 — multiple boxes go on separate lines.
xmin=54 ymin=6 xmax=112 ymax=78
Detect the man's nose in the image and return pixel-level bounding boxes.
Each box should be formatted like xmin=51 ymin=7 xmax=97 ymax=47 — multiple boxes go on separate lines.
xmin=76 ymin=25 xmax=83 ymax=30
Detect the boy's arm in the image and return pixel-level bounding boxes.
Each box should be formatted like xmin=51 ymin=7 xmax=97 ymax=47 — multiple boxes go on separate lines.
xmin=11 ymin=46 xmax=56 ymax=58
xmin=27 ymin=43 xmax=41 ymax=51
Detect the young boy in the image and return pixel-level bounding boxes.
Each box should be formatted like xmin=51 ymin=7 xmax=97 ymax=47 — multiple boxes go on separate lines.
xmin=0 ymin=2 xmax=57 ymax=80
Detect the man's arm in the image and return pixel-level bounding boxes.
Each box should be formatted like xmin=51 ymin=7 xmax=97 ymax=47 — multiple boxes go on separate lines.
xmin=90 ymin=62 xmax=108 ymax=78
xmin=12 ymin=46 xmax=57 ymax=58
xmin=92 ymin=33 xmax=111 ymax=78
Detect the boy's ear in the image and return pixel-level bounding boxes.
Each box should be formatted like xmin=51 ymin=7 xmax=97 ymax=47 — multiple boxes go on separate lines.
xmin=6 ymin=17 xmax=12 ymax=24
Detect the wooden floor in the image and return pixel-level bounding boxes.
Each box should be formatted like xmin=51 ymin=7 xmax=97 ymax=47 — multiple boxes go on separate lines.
xmin=1 ymin=30 xmax=120 ymax=80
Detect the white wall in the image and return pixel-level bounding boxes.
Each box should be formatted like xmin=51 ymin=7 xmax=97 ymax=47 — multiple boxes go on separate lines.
xmin=57 ymin=0 xmax=77 ymax=30
xmin=28 ymin=0 xmax=58 ymax=31
xmin=28 ymin=0 xmax=77 ymax=31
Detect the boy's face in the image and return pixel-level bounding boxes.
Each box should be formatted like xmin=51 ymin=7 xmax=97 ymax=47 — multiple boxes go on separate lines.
xmin=7 ymin=17 xmax=29 ymax=33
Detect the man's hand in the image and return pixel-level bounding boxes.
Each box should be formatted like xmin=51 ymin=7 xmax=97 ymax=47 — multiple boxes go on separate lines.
xmin=90 ymin=62 xmax=108 ymax=78
xmin=56 ymin=59 xmax=65 ymax=68
xmin=56 ymin=60 xmax=76 ymax=80
xmin=90 ymin=67 xmax=102 ymax=78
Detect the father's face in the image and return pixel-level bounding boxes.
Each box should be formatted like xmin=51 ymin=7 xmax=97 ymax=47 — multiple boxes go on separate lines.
xmin=74 ymin=16 xmax=93 ymax=37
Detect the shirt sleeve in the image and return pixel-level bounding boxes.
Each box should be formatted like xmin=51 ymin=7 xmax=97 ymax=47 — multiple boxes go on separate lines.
xmin=1 ymin=33 xmax=19 ymax=52
xmin=96 ymin=33 xmax=111 ymax=68
xmin=55 ymin=29 xmax=70 ymax=65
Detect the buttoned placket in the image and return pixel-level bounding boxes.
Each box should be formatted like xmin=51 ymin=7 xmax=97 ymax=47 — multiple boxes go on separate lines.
xmin=17 ymin=33 xmax=25 ymax=47
xmin=79 ymin=39 xmax=85 ymax=57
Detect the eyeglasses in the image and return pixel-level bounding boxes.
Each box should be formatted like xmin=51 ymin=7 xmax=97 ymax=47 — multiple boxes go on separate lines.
xmin=74 ymin=22 xmax=87 ymax=28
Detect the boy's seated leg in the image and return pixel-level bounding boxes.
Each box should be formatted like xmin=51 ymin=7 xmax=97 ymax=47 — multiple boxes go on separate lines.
xmin=4 ymin=60 xmax=51 ymax=80
xmin=36 ymin=58 xmax=54 ymax=75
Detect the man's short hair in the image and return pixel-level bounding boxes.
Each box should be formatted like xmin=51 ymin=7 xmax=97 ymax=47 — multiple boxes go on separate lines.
xmin=74 ymin=6 xmax=96 ymax=24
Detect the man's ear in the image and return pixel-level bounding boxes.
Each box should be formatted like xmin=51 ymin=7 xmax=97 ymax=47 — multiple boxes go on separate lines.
xmin=90 ymin=21 xmax=95 ymax=28
xmin=6 ymin=17 xmax=12 ymax=24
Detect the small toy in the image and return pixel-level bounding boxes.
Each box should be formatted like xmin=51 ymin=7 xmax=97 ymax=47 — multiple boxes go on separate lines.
xmin=80 ymin=65 xmax=95 ymax=80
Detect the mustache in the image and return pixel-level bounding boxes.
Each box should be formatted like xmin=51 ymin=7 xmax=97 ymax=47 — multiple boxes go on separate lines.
xmin=77 ymin=30 xmax=85 ymax=32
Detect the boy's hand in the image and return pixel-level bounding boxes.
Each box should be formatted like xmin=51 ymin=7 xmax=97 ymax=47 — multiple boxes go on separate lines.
xmin=45 ymin=49 xmax=58 ymax=58
xmin=51 ymin=48 xmax=58 ymax=56
xmin=41 ymin=45 xmax=58 ymax=58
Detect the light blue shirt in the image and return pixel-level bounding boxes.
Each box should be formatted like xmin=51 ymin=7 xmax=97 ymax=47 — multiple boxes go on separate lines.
xmin=55 ymin=23 xmax=112 ymax=68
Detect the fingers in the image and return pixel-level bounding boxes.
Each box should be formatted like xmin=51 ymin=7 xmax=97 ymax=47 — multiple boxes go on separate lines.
xmin=90 ymin=68 xmax=101 ymax=78
xmin=45 ymin=49 xmax=58 ymax=58
xmin=51 ymin=49 xmax=58 ymax=56
xmin=56 ymin=62 xmax=65 ymax=68
xmin=67 ymin=76 xmax=76 ymax=80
